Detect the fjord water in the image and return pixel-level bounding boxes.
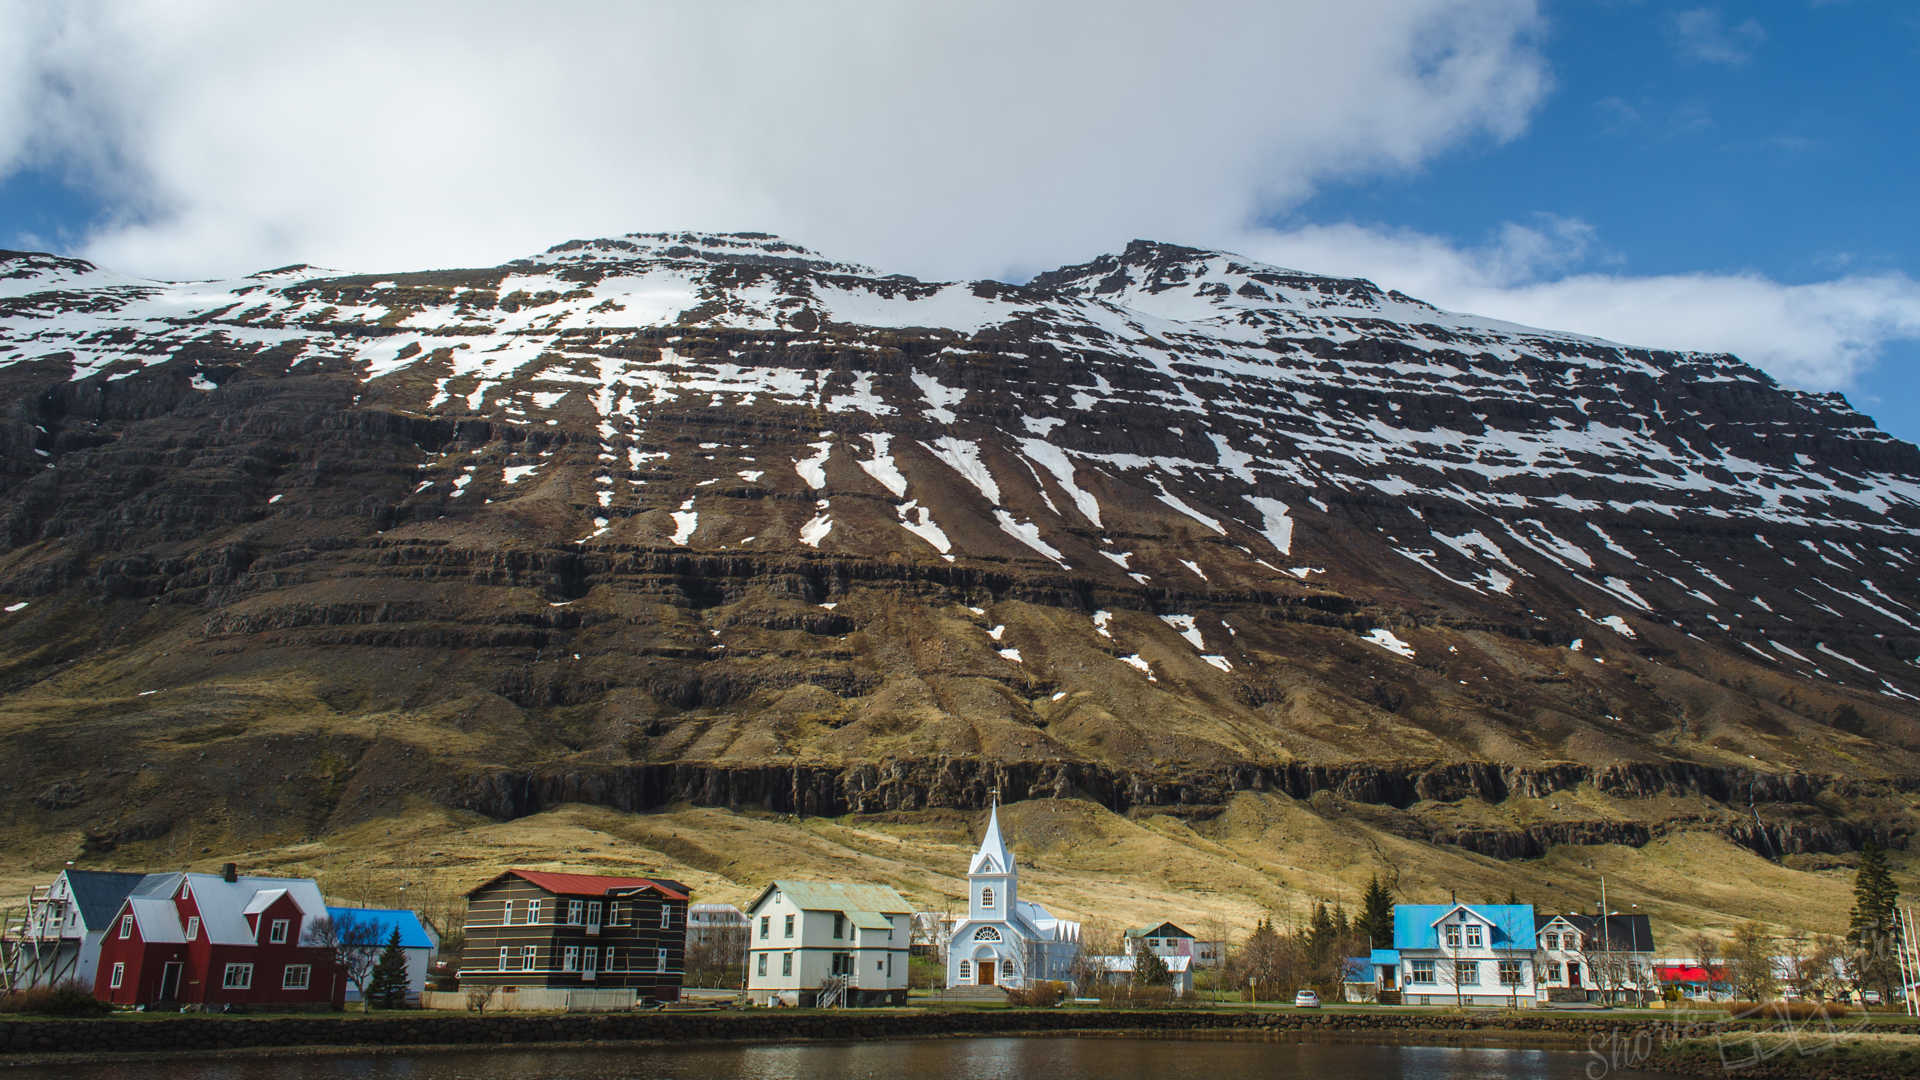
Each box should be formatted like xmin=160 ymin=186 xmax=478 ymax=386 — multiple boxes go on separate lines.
xmin=20 ymin=1037 xmax=1682 ymax=1079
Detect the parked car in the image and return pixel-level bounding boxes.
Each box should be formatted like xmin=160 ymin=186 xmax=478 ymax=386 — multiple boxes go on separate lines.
xmin=1294 ymin=989 xmax=1321 ymax=1008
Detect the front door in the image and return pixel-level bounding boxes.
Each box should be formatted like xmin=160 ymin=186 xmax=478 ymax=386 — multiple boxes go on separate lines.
xmin=977 ymin=960 xmax=996 ymax=986
xmin=1569 ymin=963 xmax=1582 ymax=989
xmin=158 ymin=961 xmax=183 ymax=1002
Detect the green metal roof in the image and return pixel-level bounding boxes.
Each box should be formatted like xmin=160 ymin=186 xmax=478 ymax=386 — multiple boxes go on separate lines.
xmin=750 ymin=880 xmax=913 ymax=926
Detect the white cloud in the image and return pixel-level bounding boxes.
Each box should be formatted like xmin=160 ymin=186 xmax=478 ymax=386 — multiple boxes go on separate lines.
xmin=0 ymin=0 xmax=1547 ymax=280
xmin=1668 ymin=8 xmax=1767 ymax=66
xmin=1238 ymin=220 xmax=1920 ymax=392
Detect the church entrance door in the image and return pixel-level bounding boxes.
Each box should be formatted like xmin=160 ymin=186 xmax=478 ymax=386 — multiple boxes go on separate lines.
xmin=978 ymin=960 xmax=996 ymax=986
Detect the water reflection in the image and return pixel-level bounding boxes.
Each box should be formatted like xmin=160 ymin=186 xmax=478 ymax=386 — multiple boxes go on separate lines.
xmin=17 ymin=1037 xmax=1680 ymax=1080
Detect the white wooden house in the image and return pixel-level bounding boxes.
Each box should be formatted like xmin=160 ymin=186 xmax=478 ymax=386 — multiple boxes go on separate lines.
xmin=1393 ymin=903 xmax=1540 ymax=1007
xmin=743 ymin=881 xmax=912 ymax=1006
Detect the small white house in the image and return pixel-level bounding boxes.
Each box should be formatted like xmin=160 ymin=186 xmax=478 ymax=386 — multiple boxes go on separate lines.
xmin=1393 ymin=903 xmax=1540 ymax=1008
xmin=1 ymin=869 xmax=178 ymax=991
xmin=1088 ymin=953 xmax=1195 ymax=996
xmin=325 ymin=906 xmax=439 ymax=1005
xmin=744 ymin=881 xmax=912 ymax=1006
xmin=687 ymin=903 xmax=748 ymax=950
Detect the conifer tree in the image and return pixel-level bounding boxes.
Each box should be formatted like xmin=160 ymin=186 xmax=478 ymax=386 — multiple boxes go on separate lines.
xmin=1848 ymin=842 xmax=1901 ymax=1003
xmin=1136 ymin=943 xmax=1172 ymax=987
xmin=1359 ymin=876 xmax=1395 ymax=950
xmin=367 ymin=927 xmax=410 ymax=1009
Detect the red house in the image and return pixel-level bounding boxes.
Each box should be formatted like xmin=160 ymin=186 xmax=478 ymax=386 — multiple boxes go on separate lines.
xmin=93 ymin=865 xmax=344 ymax=1009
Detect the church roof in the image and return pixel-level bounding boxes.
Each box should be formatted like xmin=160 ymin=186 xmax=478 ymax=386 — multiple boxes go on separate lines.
xmin=970 ymin=799 xmax=1014 ymax=875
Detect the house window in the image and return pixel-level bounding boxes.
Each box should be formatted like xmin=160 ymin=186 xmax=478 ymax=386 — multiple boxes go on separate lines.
xmin=583 ymin=947 xmax=598 ymax=975
xmin=656 ymin=948 xmax=667 ymax=973
xmin=760 ymin=915 xmax=770 ymax=939
xmin=522 ymin=945 xmax=537 ymax=970
xmin=110 ymin=963 xmax=125 ymax=989
xmin=1457 ymin=961 xmax=1479 ymax=986
xmin=1551 ymin=961 xmax=1564 ymax=984
xmin=757 ymin=954 xmax=768 ymax=976
xmin=564 ymin=946 xmax=580 ymax=971
xmin=528 ymin=899 xmax=542 ymax=924
xmin=500 ymin=946 xmax=514 ymax=971
xmin=833 ymin=912 xmax=846 ymax=939
xmin=1444 ymin=926 xmax=1460 ymax=950
xmin=886 ymin=954 xmax=892 ymax=977
xmin=959 ymin=960 xmax=972 ymax=982
xmin=1499 ymin=960 xmax=1523 ymax=986
xmin=832 ymin=952 xmax=852 ymax=975
xmin=981 ymin=887 xmax=995 ymax=909
xmin=186 ymin=916 xmax=200 ymax=941
xmin=1410 ymin=960 xmax=1434 ymax=984
xmin=662 ymin=905 xmax=673 ymax=930
xmin=222 ymin=963 xmax=254 ymax=990
xmin=119 ymin=914 xmax=133 ymax=939
xmin=269 ymin=919 xmax=290 ymax=945
xmin=283 ymin=964 xmax=312 ymax=990
xmin=974 ymin=926 xmax=1002 ymax=942
xmin=1542 ymin=932 xmax=1556 ymax=950
xmin=784 ymin=914 xmax=795 ymax=939
xmin=782 ymin=953 xmax=793 ymax=976
xmin=1465 ymin=925 xmax=1482 ymax=949
xmin=568 ymin=900 xmax=585 ymax=926
xmin=502 ymin=899 xmax=516 ymax=925
xmin=588 ymin=901 xmax=603 ymax=926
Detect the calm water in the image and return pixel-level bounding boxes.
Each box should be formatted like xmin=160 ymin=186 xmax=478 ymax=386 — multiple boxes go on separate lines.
xmin=15 ymin=1037 xmax=1683 ymax=1079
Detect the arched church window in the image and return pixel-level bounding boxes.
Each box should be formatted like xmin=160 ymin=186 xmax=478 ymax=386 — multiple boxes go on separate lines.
xmin=981 ymin=887 xmax=995 ymax=909
xmin=974 ymin=925 xmax=1003 ymax=942
xmin=959 ymin=960 xmax=972 ymax=981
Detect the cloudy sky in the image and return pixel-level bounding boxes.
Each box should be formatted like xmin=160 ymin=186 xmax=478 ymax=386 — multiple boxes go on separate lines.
xmin=3 ymin=1 xmax=1918 ymax=440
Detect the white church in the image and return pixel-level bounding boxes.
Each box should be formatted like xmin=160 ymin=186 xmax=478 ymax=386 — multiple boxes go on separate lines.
xmin=945 ymin=800 xmax=1082 ymax=989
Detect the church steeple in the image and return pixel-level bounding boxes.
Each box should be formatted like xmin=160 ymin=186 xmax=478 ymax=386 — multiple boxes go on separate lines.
xmin=967 ymin=795 xmax=1017 ymax=920
xmin=970 ymin=796 xmax=1014 ymax=875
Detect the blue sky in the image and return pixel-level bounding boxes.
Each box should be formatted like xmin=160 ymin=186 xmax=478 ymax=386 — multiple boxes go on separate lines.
xmin=2 ymin=1 xmax=1916 ymax=444
xmin=1273 ymin=1 xmax=1920 ymax=441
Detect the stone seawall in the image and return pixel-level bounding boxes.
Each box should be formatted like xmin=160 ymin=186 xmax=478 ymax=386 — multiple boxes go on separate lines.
xmin=0 ymin=1008 xmax=1911 ymax=1058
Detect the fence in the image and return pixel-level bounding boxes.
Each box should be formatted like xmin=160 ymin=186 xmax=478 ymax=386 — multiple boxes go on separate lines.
xmin=421 ymin=988 xmax=639 ymax=1013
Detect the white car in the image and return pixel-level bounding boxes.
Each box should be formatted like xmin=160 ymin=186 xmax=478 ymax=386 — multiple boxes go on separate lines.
xmin=1294 ymin=989 xmax=1321 ymax=1008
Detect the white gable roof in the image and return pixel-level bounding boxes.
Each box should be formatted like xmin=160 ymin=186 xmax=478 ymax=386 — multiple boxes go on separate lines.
xmin=126 ymin=897 xmax=185 ymax=943
xmin=183 ymin=873 xmax=326 ymax=946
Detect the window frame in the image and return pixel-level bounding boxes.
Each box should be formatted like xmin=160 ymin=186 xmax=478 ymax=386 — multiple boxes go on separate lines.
xmin=500 ymin=946 xmax=513 ymax=971
xmin=119 ymin=913 xmax=133 ymax=939
xmin=527 ymin=899 xmax=542 ymax=924
xmin=782 ymin=952 xmax=793 ymax=976
xmin=564 ymin=945 xmax=580 ymax=972
xmin=268 ymin=918 xmax=290 ymax=945
xmin=1410 ymin=959 xmax=1435 ymax=984
xmin=1457 ymin=960 xmax=1480 ymax=986
xmin=1444 ymin=925 xmax=1460 ymax=950
xmin=502 ymin=899 xmax=516 ymax=926
xmin=222 ymin=962 xmax=254 ymax=990
xmin=186 ymin=916 xmax=200 ymax=941
xmin=656 ymin=947 xmax=667 ymax=973
xmin=522 ymin=944 xmax=537 ymax=970
xmin=783 ymin=913 xmax=794 ymax=939
xmin=1465 ymin=924 xmax=1482 ymax=949
xmin=568 ymin=900 xmax=585 ymax=926
xmin=757 ymin=953 xmax=768 ymax=976
xmin=760 ymin=915 xmax=770 ymax=939
xmin=282 ymin=964 xmax=312 ymax=990
xmin=981 ymin=886 xmax=995 ymax=909
xmin=110 ymin=962 xmax=125 ymax=989
xmin=1498 ymin=959 xmax=1523 ymax=987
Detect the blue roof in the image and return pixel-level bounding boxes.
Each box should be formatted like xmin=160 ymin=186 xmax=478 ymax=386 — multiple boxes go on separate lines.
xmin=325 ymin=906 xmax=437 ymax=949
xmin=1370 ymin=948 xmax=1401 ymax=966
xmin=1393 ymin=904 xmax=1535 ymax=951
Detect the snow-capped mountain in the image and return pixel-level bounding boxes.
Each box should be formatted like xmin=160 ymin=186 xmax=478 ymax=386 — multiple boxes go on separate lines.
xmin=1 ymin=231 xmax=1916 ymax=859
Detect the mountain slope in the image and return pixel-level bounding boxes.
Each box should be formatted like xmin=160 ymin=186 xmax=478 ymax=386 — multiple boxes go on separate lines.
xmin=0 ymin=231 xmax=1917 ymax=887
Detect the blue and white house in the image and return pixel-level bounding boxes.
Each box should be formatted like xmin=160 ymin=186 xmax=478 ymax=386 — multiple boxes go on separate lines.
xmin=944 ymin=801 xmax=1081 ymax=989
xmin=1393 ymin=903 xmax=1540 ymax=1007
xmin=324 ymin=905 xmax=439 ymax=1004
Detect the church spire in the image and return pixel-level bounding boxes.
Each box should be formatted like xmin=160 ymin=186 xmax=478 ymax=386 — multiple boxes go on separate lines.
xmin=970 ymin=793 xmax=1014 ymax=876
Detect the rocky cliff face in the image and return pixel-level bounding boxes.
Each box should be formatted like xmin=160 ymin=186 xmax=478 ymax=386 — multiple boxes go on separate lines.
xmin=1 ymin=231 xmax=1917 ymax=860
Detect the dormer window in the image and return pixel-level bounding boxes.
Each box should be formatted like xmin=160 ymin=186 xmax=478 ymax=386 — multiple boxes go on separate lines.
xmin=1444 ymin=925 xmax=1460 ymax=949
xmin=981 ymin=887 xmax=996 ymax=909
xmin=269 ymin=918 xmax=289 ymax=944
xmin=1466 ymin=925 xmax=1482 ymax=949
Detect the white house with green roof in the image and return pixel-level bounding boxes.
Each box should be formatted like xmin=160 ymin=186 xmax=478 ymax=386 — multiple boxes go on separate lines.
xmin=743 ymin=880 xmax=913 ymax=1006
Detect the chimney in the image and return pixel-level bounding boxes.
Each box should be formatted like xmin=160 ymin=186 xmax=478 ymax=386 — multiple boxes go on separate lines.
xmin=222 ymin=862 xmax=238 ymax=883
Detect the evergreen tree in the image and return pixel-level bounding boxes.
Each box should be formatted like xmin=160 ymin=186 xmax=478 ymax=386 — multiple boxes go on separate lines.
xmin=1136 ymin=943 xmax=1172 ymax=987
xmin=1505 ymin=888 xmax=1521 ymax=906
xmin=1848 ymin=842 xmax=1901 ymax=1003
xmin=1359 ymin=876 xmax=1395 ymax=950
xmin=366 ymin=928 xmax=410 ymax=1009
xmin=1331 ymin=903 xmax=1351 ymax=942
xmin=1308 ymin=901 xmax=1336 ymax=967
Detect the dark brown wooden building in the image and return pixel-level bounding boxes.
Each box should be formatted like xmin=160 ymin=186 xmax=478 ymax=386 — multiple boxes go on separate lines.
xmin=458 ymin=870 xmax=690 ymax=1001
